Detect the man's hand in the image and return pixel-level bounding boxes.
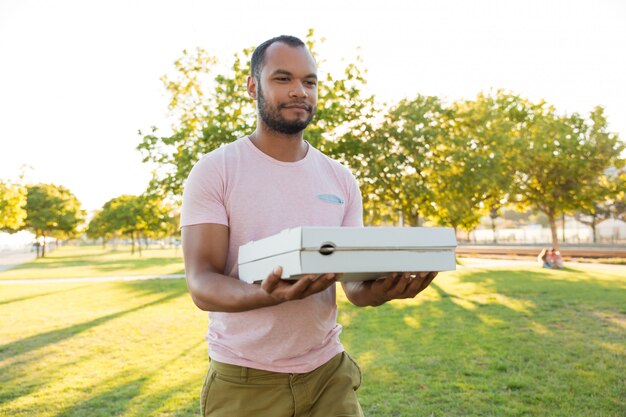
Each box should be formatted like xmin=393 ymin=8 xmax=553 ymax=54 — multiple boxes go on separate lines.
xmin=342 ymin=271 xmax=438 ymax=307
xmin=184 ymin=224 xmax=337 ymax=312
xmin=261 ymin=266 xmax=338 ymax=303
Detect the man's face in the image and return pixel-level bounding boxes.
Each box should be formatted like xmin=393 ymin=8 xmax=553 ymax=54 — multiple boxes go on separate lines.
xmin=254 ymin=43 xmax=318 ymax=135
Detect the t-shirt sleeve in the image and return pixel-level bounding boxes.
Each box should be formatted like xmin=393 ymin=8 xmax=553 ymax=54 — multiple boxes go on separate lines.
xmin=180 ymin=155 xmax=229 ymax=227
xmin=342 ymin=172 xmax=364 ymax=227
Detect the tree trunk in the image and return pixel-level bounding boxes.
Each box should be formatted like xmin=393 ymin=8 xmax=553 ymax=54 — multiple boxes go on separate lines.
xmin=561 ymin=214 xmax=566 ymax=244
xmin=35 ymin=230 xmax=42 ymax=258
xmin=489 ymin=207 xmax=499 ymax=244
xmin=409 ymin=208 xmax=420 ymax=227
xmin=591 ymin=221 xmax=597 ymax=244
xmin=138 ymin=233 xmax=143 ymax=257
xmin=131 ymin=233 xmax=135 ymax=255
xmin=41 ymin=231 xmax=47 ymax=257
xmin=549 ymin=215 xmax=560 ymax=250
xmin=406 ymin=208 xmax=420 ymax=227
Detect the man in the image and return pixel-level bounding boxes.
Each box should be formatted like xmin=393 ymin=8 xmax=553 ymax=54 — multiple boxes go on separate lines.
xmin=181 ymin=35 xmax=437 ymax=417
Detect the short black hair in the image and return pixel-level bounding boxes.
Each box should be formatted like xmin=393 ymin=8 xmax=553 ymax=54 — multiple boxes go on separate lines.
xmin=250 ymin=35 xmax=306 ymax=80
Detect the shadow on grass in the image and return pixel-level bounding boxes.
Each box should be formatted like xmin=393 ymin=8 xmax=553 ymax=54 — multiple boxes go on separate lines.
xmin=0 ymin=285 xmax=89 ymax=307
xmin=55 ymin=375 xmax=149 ymax=417
xmin=338 ymin=268 xmax=625 ymax=417
xmin=2 ymin=251 xmax=114 ymax=271
xmin=0 ymin=290 xmax=186 ymax=357
xmin=117 ymin=278 xmax=190 ymax=298
xmin=0 ymin=282 xmax=188 ymax=408
xmin=52 ymin=340 xmax=205 ymax=417
xmin=7 ymin=256 xmax=184 ymax=272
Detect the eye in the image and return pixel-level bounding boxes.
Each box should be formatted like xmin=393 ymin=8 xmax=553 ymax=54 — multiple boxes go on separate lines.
xmin=275 ymin=77 xmax=289 ymax=82
xmin=305 ymin=80 xmax=317 ymax=86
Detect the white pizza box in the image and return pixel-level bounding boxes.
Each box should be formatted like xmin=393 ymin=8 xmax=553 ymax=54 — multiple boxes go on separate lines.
xmin=238 ymin=227 xmax=457 ymax=284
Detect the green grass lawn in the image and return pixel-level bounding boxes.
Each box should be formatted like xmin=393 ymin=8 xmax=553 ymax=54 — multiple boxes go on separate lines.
xmin=0 ymin=245 xmax=185 ymax=280
xmin=1 ymin=265 xmax=624 ymax=416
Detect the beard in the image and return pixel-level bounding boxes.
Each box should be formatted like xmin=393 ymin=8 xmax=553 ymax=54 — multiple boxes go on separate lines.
xmin=257 ymin=83 xmax=316 ymax=135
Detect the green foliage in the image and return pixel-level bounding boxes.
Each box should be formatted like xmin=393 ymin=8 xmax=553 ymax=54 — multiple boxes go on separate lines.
xmin=429 ymin=91 xmax=530 ymax=231
xmin=86 ymin=209 xmax=109 ymax=243
xmin=136 ymin=33 xmax=626 ymax=237
xmin=355 ymin=95 xmax=444 ymax=226
xmin=606 ymin=170 xmax=626 ymax=220
xmin=89 ymin=194 xmax=177 ymax=254
xmin=0 ymin=180 xmax=27 ymax=232
xmin=512 ymin=104 xmax=625 ymax=247
xmin=24 ymin=184 xmax=84 ymax=256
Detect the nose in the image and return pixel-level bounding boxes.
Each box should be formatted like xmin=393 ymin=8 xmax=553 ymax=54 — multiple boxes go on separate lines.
xmin=289 ymin=81 xmax=307 ymax=98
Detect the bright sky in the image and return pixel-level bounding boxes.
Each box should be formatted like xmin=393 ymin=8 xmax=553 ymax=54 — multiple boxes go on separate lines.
xmin=1 ymin=0 xmax=625 ymax=213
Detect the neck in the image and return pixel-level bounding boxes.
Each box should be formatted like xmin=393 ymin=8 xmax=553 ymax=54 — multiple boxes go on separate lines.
xmin=248 ymin=123 xmax=308 ymax=162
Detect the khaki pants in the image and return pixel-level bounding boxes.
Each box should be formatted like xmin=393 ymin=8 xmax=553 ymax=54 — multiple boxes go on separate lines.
xmin=200 ymin=352 xmax=364 ymax=417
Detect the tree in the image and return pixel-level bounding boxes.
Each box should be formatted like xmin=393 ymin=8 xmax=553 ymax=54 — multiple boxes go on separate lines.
xmin=139 ymin=194 xmax=179 ymax=246
xmin=607 ymin=170 xmax=626 ymax=221
xmin=24 ymin=184 xmax=84 ymax=257
xmin=425 ymin=96 xmax=512 ymax=236
xmin=452 ymin=91 xmax=529 ymax=241
xmin=512 ymin=105 xmax=624 ymax=249
xmin=351 ymin=95 xmax=445 ymax=226
xmin=0 ymin=180 xmax=27 ymax=232
xmin=574 ymin=174 xmax=616 ymax=243
xmin=94 ymin=194 xmax=177 ymax=255
xmin=96 ymin=195 xmax=141 ymax=254
xmin=86 ymin=209 xmax=111 ymax=247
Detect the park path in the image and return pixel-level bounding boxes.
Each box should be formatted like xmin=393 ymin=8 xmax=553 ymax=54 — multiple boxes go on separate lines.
xmin=0 ymin=249 xmax=37 ymax=273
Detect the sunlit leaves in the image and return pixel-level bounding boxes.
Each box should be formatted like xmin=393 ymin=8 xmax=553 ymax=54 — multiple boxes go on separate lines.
xmin=0 ymin=180 xmax=27 ymax=232
xmin=88 ymin=194 xmax=177 ymax=253
xmin=24 ymin=184 xmax=85 ymax=255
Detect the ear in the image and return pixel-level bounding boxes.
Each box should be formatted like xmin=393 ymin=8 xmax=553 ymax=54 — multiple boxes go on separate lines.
xmin=247 ymin=75 xmax=257 ymax=100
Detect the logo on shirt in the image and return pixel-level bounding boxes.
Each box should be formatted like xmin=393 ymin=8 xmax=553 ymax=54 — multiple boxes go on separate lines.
xmin=316 ymin=194 xmax=344 ymax=205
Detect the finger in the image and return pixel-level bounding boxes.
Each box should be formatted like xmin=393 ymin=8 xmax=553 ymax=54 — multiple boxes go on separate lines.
xmin=261 ymin=266 xmax=283 ymax=293
xmin=410 ymin=271 xmax=436 ymax=295
xmin=417 ymin=271 xmax=438 ymax=292
xmin=303 ymin=273 xmax=337 ymax=295
xmin=300 ymin=273 xmax=321 ymax=283
xmin=393 ymin=272 xmax=412 ymax=294
xmin=379 ymin=272 xmax=400 ymax=291
xmin=288 ymin=274 xmax=316 ymax=296
xmin=406 ymin=275 xmax=423 ymax=293
xmin=404 ymin=272 xmax=430 ymax=295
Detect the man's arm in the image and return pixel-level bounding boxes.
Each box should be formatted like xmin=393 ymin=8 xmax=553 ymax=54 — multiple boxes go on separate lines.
xmin=182 ymin=223 xmax=337 ymax=312
xmin=341 ymin=272 xmax=438 ymax=307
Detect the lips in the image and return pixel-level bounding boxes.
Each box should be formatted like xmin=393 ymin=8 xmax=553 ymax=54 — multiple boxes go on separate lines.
xmin=281 ymin=103 xmax=311 ymax=111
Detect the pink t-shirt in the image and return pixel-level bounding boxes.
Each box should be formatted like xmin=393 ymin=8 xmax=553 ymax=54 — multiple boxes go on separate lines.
xmin=181 ymin=137 xmax=363 ymax=373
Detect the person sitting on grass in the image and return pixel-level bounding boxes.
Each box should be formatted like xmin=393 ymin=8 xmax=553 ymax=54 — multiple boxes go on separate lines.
xmin=538 ymin=248 xmax=551 ymax=268
xmin=548 ymin=248 xmax=564 ymax=269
